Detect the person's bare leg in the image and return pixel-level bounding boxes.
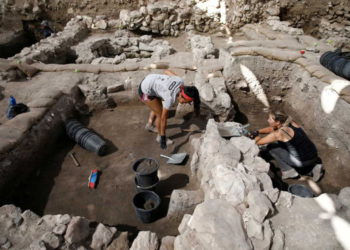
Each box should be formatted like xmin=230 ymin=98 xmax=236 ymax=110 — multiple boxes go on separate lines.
xmin=143 ymin=98 xmax=162 ymax=133
xmin=143 ymin=98 xmax=173 ymax=145
xmin=147 ymin=111 xmax=157 ymax=126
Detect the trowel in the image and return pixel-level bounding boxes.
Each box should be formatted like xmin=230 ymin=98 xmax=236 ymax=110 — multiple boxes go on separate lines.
xmin=160 ymin=153 xmax=187 ymax=165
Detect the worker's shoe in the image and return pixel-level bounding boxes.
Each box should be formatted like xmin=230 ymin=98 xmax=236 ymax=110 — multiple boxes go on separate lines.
xmin=156 ymin=135 xmax=174 ymax=145
xmin=281 ymin=169 xmax=299 ymax=180
xmin=312 ymin=164 xmax=324 ymax=182
xmin=145 ymin=123 xmax=158 ymax=133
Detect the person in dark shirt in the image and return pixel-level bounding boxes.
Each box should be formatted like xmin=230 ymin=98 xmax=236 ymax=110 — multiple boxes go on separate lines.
xmin=40 ymin=20 xmax=54 ymax=38
xmin=250 ymin=111 xmax=323 ymax=181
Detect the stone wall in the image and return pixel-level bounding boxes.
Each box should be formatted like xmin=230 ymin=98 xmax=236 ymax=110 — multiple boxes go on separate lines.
xmin=0 ymin=205 xmax=129 ymax=249
xmin=172 ymin=119 xmax=350 ymax=249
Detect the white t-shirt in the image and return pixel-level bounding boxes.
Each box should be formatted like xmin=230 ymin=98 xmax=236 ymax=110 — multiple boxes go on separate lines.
xmin=141 ymin=74 xmax=184 ymax=109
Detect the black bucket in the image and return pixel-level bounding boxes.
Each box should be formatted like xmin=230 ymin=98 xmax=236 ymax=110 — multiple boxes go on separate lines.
xmin=65 ymin=120 xmax=107 ymax=156
xmin=132 ymin=191 xmax=161 ymax=223
xmin=134 ymin=176 xmax=159 ymax=192
xmin=132 ymin=158 xmax=159 ymax=187
xmin=288 ymin=184 xmax=314 ymax=198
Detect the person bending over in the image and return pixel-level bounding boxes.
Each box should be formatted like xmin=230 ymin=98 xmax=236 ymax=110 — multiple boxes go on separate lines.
xmin=139 ymin=70 xmax=200 ymax=149
xmin=250 ymin=111 xmax=322 ymax=180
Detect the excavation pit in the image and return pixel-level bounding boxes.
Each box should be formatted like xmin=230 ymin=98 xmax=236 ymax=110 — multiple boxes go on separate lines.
xmin=7 ymin=103 xmax=205 ymax=238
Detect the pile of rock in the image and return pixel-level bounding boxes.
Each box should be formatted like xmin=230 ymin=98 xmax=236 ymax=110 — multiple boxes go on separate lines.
xmin=0 ymin=205 xmax=129 ymax=250
xmin=172 ymin=119 xmax=350 ymax=249
xmin=11 ymin=17 xmax=89 ymax=64
xmin=225 ymin=0 xmax=282 ymax=30
xmin=118 ymin=0 xmax=222 ymax=36
xmin=74 ymin=30 xmax=174 ymax=64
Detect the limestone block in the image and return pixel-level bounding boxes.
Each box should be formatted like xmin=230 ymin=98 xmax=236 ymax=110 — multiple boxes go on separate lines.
xmin=243 ymin=157 xmax=270 ymax=173
xmin=130 ymin=231 xmax=159 ymax=250
xmin=93 ymin=20 xmax=108 ymax=30
xmin=251 ymin=220 xmax=273 ymax=250
xmin=209 ymin=77 xmax=226 ymax=95
xmin=175 ymin=102 xmax=194 ymax=119
xmin=106 ymin=232 xmax=129 ymax=250
xmin=218 ymin=93 xmax=232 ymax=108
xmin=256 ymin=173 xmax=273 ymax=191
xmin=160 ymin=236 xmax=175 ymax=250
xmin=211 ymin=165 xmax=246 ymax=205
xmin=57 ymin=214 xmax=71 ymax=225
xmin=230 ymin=136 xmax=259 ymax=156
xmin=90 ymin=223 xmax=117 ymax=250
xmin=200 ymin=83 xmax=214 ymax=102
xmin=22 ymin=210 xmax=40 ymax=225
xmin=29 ymin=240 xmax=46 ymax=250
xmin=263 ymin=188 xmax=280 ymax=204
xmin=64 ymin=216 xmax=90 ymax=244
xmin=115 ymin=37 xmax=129 ymax=47
xmin=108 ymin=19 xmax=122 ymax=29
xmin=41 ymin=232 xmax=61 ymax=249
xmin=246 ymin=217 xmax=263 ymax=239
xmin=247 ymin=190 xmax=274 ymax=223
xmin=139 ymin=42 xmax=155 ymax=51
xmin=167 ymin=190 xmax=203 ymax=219
xmin=178 ymin=214 xmax=191 ymax=234
xmin=175 ymin=199 xmax=252 ymax=250
xmin=275 ymin=191 xmax=293 ymax=208
xmin=338 ymin=187 xmax=350 ymax=208
xmin=271 ymin=229 xmax=285 ymax=250
xmin=120 ymin=10 xmax=131 ymax=24
xmin=53 ymin=224 xmax=67 ymax=235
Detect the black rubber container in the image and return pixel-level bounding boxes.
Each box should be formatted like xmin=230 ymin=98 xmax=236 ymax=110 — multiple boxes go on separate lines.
xmin=133 ymin=191 xmax=161 ymax=223
xmin=134 ymin=176 xmax=159 ymax=193
xmin=320 ymin=51 xmax=350 ymax=80
xmin=132 ymin=158 xmax=159 ymax=187
xmin=288 ymin=184 xmax=314 ymax=198
xmin=66 ymin=120 xmax=107 ymax=156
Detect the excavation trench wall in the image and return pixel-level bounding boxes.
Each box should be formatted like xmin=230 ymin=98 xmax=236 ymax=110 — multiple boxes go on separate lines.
xmin=0 ymin=88 xmax=83 ymax=202
xmin=224 ymin=55 xmax=350 ymax=171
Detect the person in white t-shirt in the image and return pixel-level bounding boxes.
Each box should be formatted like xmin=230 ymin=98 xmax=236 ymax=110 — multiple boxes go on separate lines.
xmin=138 ymin=70 xmax=200 ymax=149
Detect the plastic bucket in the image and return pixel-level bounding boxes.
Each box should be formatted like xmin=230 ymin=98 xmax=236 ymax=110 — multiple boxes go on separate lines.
xmin=288 ymin=184 xmax=314 ymax=198
xmin=83 ymin=133 xmax=108 ymax=156
xmin=134 ymin=176 xmax=159 ymax=193
xmin=65 ymin=120 xmax=107 ymax=156
xmin=132 ymin=158 xmax=159 ymax=187
xmin=132 ymin=191 xmax=161 ymax=223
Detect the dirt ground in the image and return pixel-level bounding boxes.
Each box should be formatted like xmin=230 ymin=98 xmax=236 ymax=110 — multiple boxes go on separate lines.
xmin=11 ymin=104 xmax=206 ymax=238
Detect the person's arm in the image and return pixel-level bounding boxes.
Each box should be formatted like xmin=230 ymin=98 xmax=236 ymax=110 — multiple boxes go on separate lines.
xmin=164 ymin=70 xmax=177 ymax=76
xmin=258 ymin=126 xmax=274 ymax=134
xmin=255 ymin=130 xmax=280 ymax=145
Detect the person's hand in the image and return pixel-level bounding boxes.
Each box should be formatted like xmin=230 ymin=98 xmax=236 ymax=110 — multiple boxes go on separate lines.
xmin=248 ymin=130 xmax=259 ymax=139
xmin=160 ymin=136 xmax=167 ymax=149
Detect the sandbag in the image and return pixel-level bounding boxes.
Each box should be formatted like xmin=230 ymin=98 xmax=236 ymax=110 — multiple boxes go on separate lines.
xmin=320 ymin=49 xmax=350 ymax=80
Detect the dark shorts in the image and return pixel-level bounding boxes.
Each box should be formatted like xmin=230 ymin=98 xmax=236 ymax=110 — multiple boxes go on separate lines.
xmin=138 ymin=81 xmax=156 ymax=102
